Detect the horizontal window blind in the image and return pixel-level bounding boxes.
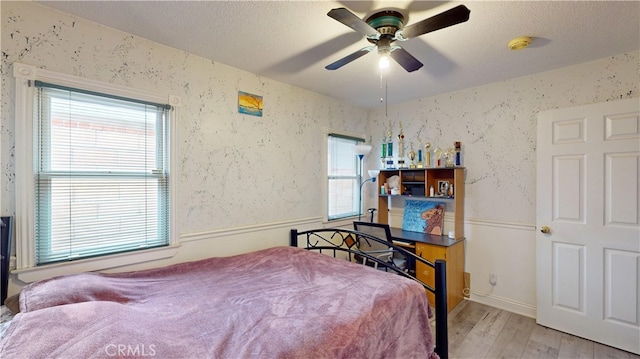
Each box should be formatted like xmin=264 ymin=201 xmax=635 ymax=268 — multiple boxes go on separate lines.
xmin=327 ymin=134 xmax=363 ymax=220
xmin=34 ymin=83 xmax=170 ymax=264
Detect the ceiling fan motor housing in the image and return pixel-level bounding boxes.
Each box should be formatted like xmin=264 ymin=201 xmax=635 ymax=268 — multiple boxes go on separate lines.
xmin=366 ymin=10 xmax=404 ymax=36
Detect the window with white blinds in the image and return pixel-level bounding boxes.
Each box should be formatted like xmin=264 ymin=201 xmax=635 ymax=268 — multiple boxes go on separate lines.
xmin=327 ymin=134 xmax=363 ymax=220
xmin=33 ymin=81 xmax=171 ymax=265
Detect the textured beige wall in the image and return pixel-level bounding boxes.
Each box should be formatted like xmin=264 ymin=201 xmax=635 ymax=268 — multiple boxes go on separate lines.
xmin=364 ymin=52 xmax=639 ymax=224
xmin=2 ymin=1 xmax=638 ymax=313
xmin=363 ymin=52 xmax=639 ymax=316
xmin=1 ymin=1 xmax=368 ymax=232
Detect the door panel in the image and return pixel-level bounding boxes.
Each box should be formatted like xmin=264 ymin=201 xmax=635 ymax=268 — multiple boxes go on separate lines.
xmin=537 ymin=98 xmax=640 ymax=354
xmin=552 ymin=242 xmax=585 ymax=312
xmin=605 ymin=153 xmax=639 ymax=226
xmin=605 ymin=111 xmax=640 ymax=140
xmin=553 ymin=155 xmax=585 ymax=222
xmin=604 ymin=249 xmax=639 ymax=325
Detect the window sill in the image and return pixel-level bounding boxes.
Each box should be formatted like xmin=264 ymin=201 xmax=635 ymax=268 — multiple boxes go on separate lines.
xmin=12 ymin=245 xmax=180 ymax=283
xmin=324 ymin=216 xmax=360 ymax=227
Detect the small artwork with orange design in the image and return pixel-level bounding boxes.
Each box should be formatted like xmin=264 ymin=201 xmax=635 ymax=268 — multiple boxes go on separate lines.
xmin=238 ymin=91 xmax=263 ymax=117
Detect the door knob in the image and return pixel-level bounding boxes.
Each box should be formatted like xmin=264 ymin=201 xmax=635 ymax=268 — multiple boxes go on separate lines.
xmin=540 ymin=226 xmax=551 ymax=234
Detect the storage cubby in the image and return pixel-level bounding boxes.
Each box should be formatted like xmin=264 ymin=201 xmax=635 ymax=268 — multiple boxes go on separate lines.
xmin=377 ymin=167 xmax=465 ymax=239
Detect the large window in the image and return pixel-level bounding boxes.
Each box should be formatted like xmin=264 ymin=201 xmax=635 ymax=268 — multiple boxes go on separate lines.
xmin=31 ymin=82 xmax=171 ymax=265
xmin=327 ymin=134 xmax=364 ymax=220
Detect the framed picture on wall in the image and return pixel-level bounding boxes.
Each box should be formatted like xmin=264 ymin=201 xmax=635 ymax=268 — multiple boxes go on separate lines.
xmin=238 ymin=91 xmax=263 ymax=117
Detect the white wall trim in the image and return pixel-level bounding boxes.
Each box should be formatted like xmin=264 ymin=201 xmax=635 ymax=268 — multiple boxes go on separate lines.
xmin=13 ymin=64 xmax=36 ymax=269
xmin=13 ymin=245 xmax=180 ymax=283
xmin=9 ymin=217 xmax=323 ymax=291
xmin=13 ymin=62 xmax=175 ymax=105
xmin=464 ymin=217 xmax=536 ymax=231
xmin=469 ymin=294 xmax=537 ymax=319
xmin=180 ymin=216 xmax=323 ymax=243
xmin=388 ymin=207 xmax=535 ymax=231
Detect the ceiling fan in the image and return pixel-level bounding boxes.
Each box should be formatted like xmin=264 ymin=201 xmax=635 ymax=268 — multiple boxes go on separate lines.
xmin=325 ymin=4 xmax=470 ymax=72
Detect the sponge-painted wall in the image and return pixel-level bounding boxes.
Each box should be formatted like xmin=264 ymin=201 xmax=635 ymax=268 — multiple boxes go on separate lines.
xmin=363 ymin=52 xmax=639 ymax=316
xmin=2 ymin=2 xmax=639 ymax=316
xmin=1 ymin=1 xmax=367 ymax=293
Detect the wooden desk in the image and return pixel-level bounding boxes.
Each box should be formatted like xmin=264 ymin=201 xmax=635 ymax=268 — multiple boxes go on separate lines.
xmin=389 ymin=228 xmax=465 ymax=313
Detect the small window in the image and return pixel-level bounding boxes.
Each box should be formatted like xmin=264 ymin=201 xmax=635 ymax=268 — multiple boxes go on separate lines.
xmin=327 ymin=134 xmax=364 ymax=220
xmin=32 ymin=81 xmax=171 ymax=264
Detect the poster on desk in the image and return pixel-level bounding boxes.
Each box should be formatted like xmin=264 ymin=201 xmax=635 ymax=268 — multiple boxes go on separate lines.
xmin=402 ymin=200 xmax=445 ymax=235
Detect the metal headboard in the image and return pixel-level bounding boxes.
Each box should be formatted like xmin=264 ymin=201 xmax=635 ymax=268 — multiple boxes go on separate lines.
xmin=290 ymin=227 xmax=449 ymax=359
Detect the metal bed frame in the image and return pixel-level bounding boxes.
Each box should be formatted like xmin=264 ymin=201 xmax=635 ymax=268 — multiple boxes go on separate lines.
xmin=290 ymin=227 xmax=448 ymax=359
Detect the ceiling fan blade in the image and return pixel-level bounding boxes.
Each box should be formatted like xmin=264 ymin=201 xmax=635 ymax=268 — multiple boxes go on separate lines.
xmin=390 ymin=47 xmax=423 ymax=72
xmin=325 ymin=47 xmax=374 ymax=70
xmin=399 ymin=5 xmax=470 ymax=39
xmin=327 ymin=8 xmax=379 ymax=37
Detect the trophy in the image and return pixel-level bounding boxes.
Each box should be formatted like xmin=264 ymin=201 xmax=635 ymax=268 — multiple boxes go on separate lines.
xmin=385 ymin=122 xmax=394 ymax=169
xmin=417 ymin=140 xmax=424 ymax=168
xmin=397 ymin=121 xmax=406 ymax=168
xmin=380 ymin=133 xmax=387 ymax=169
xmin=434 ymin=147 xmax=443 ymax=167
xmin=445 ymin=147 xmax=456 ymax=167
xmin=408 ymin=142 xmax=417 ymax=168
xmin=424 ymin=143 xmax=431 ymax=167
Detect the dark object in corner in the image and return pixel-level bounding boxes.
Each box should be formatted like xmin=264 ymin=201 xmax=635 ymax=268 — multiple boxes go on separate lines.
xmin=4 ymin=293 xmax=19 ymax=314
xmin=1 ymin=216 xmax=13 ymax=304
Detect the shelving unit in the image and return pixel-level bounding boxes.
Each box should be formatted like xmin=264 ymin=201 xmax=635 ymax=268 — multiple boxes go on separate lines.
xmin=378 ymin=167 xmax=465 ymax=239
xmin=378 ymin=167 xmax=466 ymax=312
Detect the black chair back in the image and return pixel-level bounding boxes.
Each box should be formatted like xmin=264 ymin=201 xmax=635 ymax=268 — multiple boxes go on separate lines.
xmin=353 ymin=221 xmax=393 ymax=251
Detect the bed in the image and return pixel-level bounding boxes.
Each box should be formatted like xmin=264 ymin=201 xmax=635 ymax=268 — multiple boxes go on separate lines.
xmin=291 ymin=227 xmax=448 ymax=359
xmin=0 ymin=227 xmax=447 ymax=359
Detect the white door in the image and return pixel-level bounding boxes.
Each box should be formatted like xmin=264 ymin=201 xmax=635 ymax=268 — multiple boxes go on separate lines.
xmin=536 ymin=98 xmax=640 ymax=354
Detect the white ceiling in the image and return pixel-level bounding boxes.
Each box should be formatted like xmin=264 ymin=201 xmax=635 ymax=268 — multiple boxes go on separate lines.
xmin=36 ymin=1 xmax=640 ymax=109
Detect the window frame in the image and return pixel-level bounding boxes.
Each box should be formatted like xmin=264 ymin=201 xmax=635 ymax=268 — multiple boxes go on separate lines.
xmin=13 ymin=63 xmax=180 ymax=282
xmin=326 ymin=132 xmax=365 ymax=222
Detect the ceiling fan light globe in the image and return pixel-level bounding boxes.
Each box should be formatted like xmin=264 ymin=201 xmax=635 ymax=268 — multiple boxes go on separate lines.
xmin=379 ymin=56 xmax=390 ymax=69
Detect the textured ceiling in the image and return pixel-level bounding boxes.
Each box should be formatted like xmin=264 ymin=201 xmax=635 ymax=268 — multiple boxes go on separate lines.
xmin=37 ymin=1 xmax=640 ymax=109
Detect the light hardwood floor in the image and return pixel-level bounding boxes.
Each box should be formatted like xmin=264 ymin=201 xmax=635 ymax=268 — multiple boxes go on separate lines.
xmin=445 ymin=300 xmax=640 ymax=359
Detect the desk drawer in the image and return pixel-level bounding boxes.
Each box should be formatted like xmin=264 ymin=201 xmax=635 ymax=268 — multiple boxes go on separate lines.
xmin=415 ymin=242 xmax=464 ymax=312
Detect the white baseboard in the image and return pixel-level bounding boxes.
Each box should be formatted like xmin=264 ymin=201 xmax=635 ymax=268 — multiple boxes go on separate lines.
xmin=469 ymin=293 xmax=536 ymax=319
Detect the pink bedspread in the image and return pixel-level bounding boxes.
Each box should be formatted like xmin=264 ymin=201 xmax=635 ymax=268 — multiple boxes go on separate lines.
xmin=1 ymin=246 xmax=436 ymax=358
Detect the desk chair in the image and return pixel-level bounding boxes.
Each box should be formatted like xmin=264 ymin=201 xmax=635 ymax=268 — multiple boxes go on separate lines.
xmin=353 ymin=221 xmax=407 ymax=272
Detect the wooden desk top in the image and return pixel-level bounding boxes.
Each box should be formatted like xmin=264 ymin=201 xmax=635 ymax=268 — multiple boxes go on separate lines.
xmin=389 ymin=227 xmax=464 ymax=247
